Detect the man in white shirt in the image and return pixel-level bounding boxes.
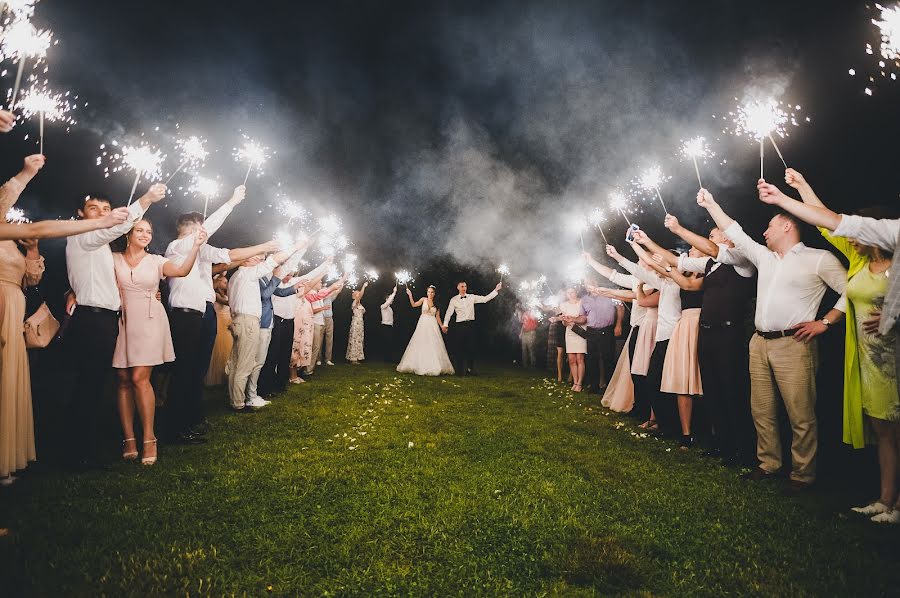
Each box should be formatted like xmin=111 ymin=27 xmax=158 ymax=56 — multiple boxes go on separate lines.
xmin=227 ymin=240 xmax=309 ymax=411
xmin=698 ymin=188 xmax=848 ymax=488
xmin=164 ymin=186 xmax=281 ymax=441
xmin=65 ymin=183 xmax=167 ymax=468
xmin=380 ymin=285 xmax=397 ymax=362
xmin=441 ymin=280 xmax=502 ymax=376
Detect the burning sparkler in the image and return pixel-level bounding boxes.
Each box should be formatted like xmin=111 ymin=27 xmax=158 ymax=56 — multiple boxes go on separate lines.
xmin=497 ymin=263 xmax=510 ymax=283
xmin=1 ymin=1 xmax=38 ymax=21
xmin=364 ymin=268 xmax=379 ymax=282
xmin=858 ymin=4 xmax=900 ymax=94
xmin=395 ymin=270 xmax=414 ymax=286
xmin=234 ymin=137 xmax=268 ymax=185
xmin=276 ymin=197 xmax=309 ymax=224
xmin=116 ymin=144 xmax=165 ymax=206
xmin=637 ymin=166 xmax=669 ymax=214
xmin=189 ymin=174 xmax=220 ymax=218
xmin=17 ymin=85 xmax=76 ymax=154
xmin=1 ymin=19 xmax=52 ymax=109
xmin=609 ymin=191 xmax=632 ymax=226
xmin=588 ymin=206 xmax=609 ymax=244
xmin=680 ymin=136 xmax=712 ymax=188
xmin=731 ymin=97 xmax=802 ymax=178
xmin=166 ymin=135 xmax=208 ymax=183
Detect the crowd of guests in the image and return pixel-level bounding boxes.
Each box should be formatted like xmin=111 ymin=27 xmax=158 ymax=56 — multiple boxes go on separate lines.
xmin=1 ymin=102 xmax=899 ymax=524
xmin=510 ymin=172 xmax=900 ymax=524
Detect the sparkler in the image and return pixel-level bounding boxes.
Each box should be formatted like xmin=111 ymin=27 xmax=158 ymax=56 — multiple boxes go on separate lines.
xmin=273 ymin=229 xmax=295 ymax=251
xmin=5 ymin=206 xmax=28 ymax=223
xmin=588 ymin=206 xmax=609 ymax=244
xmin=0 ymin=1 xmax=38 ymax=20
xmin=637 ymin=166 xmax=669 ymax=214
xmin=395 ymin=270 xmax=414 ymax=286
xmin=1 ymin=19 xmax=52 ymax=109
xmin=364 ymin=268 xmax=379 ymax=282
xmin=859 ymin=4 xmax=900 ymax=94
xmin=276 ymin=197 xmax=309 ymax=224
xmin=497 ymin=263 xmax=510 ymax=283
xmin=680 ymin=136 xmax=711 ymax=188
xmin=574 ymin=217 xmax=588 ymax=251
xmin=166 ymin=135 xmax=208 ymax=183
xmin=189 ymin=174 xmax=220 ymax=218
xmin=234 ymin=138 xmax=268 ymax=185
xmin=17 ymin=85 xmax=76 ymax=154
xmin=731 ymin=98 xmax=801 ymax=178
xmin=119 ymin=144 xmax=165 ymax=206
xmin=609 ymin=191 xmax=632 ymax=226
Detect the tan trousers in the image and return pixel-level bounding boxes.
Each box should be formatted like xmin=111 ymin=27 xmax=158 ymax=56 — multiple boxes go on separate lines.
xmin=748 ymin=334 xmax=818 ymax=483
xmin=323 ymin=316 xmax=334 ymax=362
xmin=306 ymin=323 xmax=325 ymax=374
xmin=227 ymin=314 xmax=260 ymax=409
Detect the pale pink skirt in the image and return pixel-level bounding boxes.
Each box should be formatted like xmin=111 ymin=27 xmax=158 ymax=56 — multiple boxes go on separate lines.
xmin=660 ymin=308 xmax=703 ymax=396
xmin=601 ymin=329 xmax=634 ymax=413
xmin=630 ymin=307 xmax=658 ymax=376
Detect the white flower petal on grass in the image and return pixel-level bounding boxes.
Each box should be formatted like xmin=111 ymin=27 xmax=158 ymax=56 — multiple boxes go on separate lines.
xmin=348 ymin=446 xmax=357 ymax=450
xmin=408 ymin=441 xmax=414 ymax=449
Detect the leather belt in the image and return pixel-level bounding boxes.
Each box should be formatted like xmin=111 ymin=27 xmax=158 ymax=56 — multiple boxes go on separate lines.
xmin=76 ymin=305 xmax=119 ymax=316
xmin=756 ymin=329 xmax=797 ymax=339
xmin=171 ymin=307 xmax=203 ymax=316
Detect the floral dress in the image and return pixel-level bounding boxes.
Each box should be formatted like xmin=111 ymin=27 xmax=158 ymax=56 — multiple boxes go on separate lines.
xmin=346 ymin=302 xmax=366 ymax=361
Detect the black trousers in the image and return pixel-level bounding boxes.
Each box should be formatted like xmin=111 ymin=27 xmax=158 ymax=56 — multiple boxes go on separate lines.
xmin=698 ymin=323 xmax=752 ymax=458
xmin=646 ymin=339 xmax=677 ymax=433
xmin=168 ymin=309 xmax=204 ymax=435
xmin=452 ymin=320 xmax=476 ymax=375
xmin=259 ymin=316 xmax=293 ymax=395
xmin=628 ymin=326 xmax=650 ymax=421
xmin=199 ymin=302 xmax=217 ymax=382
xmin=65 ymin=307 xmax=119 ymax=457
xmin=381 ymin=324 xmax=395 ymax=362
xmin=585 ymin=325 xmax=616 ymax=392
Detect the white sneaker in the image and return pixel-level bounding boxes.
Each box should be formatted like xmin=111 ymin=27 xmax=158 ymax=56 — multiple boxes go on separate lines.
xmin=245 ymin=397 xmax=270 ymax=408
xmin=0 ymin=475 xmax=17 ymax=487
xmin=871 ymin=510 xmax=900 ymax=524
xmin=851 ymin=501 xmax=892 ymax=516
xmin=316 ymin=360 xmax=322 ymax=366
xmin=326 ymin=361 xmax=335 ymax=366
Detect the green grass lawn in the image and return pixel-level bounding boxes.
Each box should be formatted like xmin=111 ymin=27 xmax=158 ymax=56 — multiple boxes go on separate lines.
xmin=1 ymin=363 xmax=897 ymax=596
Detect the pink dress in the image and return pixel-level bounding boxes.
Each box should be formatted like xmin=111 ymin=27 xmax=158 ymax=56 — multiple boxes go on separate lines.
xmin=112 ymin=253 xmax=175 ymax=368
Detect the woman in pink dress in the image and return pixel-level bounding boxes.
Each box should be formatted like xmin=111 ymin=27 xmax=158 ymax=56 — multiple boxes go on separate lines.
xmin=112 ymin=219 xmax=206 ymax=465
xmin=289 ymin=275 xmax=344 ymax=382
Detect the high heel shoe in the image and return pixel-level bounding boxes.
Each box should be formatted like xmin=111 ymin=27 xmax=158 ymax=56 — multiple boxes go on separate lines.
xmin=122 ymin=438 xmax=138 ymax=460
xmin=141 ymin=439 xmax=157 ymax=466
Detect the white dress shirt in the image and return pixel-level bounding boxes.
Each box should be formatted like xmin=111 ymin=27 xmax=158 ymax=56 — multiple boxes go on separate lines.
xmin=607 ymin=271 xmax=646 ymax=328
xmin=381 ymin=290 xmax=396 ymax=325
xmin=723 ymin=221 xmax=847 ymax=332
xmin=66 ymin=201 xmax=146 ymax=311
xmin=311 ymin=298 xmax=327 ymax=325
xmin=678 ymin=243 xmax=757 ymax=278
xmin=273 ymin=262 xmax=329 ymax=320
xmin=228 ymin=256 xmax=277 ymax=318
xmin=165 ymin=202 xmax=235 ymax=312
xmin=617 ymin=260 xmax=681 ymax=343
xmin=442 ymin=289 xmax=498 ymax=327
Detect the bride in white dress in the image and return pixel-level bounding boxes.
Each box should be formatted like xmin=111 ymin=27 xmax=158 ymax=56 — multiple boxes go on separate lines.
xmin=397 ymin=285 xmax=455 ymax=376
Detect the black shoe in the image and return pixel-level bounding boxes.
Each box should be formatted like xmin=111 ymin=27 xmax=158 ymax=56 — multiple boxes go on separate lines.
xmin=229 ymin=406 xmax=254 ymax=414
xmin=467 ymin=370 xmax=478 ymax=376
xmin=781 ymin=479 xmax=814 ymax=496
xmin=741 ymin=466 xmax=775 ymax=482
xmin=678 ymin=435 xmax=693 ymax=450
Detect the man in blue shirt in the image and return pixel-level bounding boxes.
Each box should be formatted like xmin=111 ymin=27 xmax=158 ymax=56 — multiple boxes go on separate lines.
xmin=246 ymin=274 xmax=300 ymax=405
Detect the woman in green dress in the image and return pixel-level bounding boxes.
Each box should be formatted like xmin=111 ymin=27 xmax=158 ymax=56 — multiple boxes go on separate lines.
xmin=777 ymin=169 xmax=899 ymax=523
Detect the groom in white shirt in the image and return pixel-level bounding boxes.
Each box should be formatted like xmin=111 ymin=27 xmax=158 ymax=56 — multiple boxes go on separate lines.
xmin=442 ymin=280 xmax=502 ymax=376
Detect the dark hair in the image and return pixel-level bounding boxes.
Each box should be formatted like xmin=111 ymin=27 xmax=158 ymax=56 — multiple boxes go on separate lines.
xmin=79 ymin=196 xmax=111 ymax=213
xmin=112 ymin=217 xmax=154 ymax=253
xmin=176 ymin=211 xmax=205 ymax=231
xmin=457 ymin=280 xmax=466 ymax=285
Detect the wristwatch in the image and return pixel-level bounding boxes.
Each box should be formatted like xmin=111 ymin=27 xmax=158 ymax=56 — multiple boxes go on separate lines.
xmin=665 ymin=265 xmax=673 ymax=273
xmin=821 ymin=317 xmax=832 ymax=327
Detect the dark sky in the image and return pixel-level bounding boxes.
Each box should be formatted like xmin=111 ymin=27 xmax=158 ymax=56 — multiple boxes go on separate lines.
xmin=3 ymin=0 xmax=899 ymax=297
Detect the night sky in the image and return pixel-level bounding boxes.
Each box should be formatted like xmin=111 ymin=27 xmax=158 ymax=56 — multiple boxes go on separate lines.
xmin=2 ymin=1 xmax=899 ymax=343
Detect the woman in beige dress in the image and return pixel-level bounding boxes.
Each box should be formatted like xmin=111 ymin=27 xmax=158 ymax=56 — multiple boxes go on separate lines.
xmin=113 ymin=220 xmax=206 ymax=465
xmin=205 ymin=273 xmax=233 ymax=386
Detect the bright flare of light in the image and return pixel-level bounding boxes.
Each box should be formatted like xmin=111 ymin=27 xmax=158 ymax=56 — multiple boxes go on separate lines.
xmin=1 ymin=19 xmax=51 ymax=60
xmin=17 ymin=86 xmax=76 ymax=123
xmin=874 ymin=4 xmax=900 ymax=60
xmin=609 ymin=191 xmax=629 ymax=212
xmin=273 ymin=229 xmax=295 ymax=251
xmin=638 ymin=165 xmax=665 ymax=192
xmin=234 ymin=138 xmax=268 ymax=168
xmin=276 ymin=198 xmax=308 ymax=222
xmin=326 ymin=264 xmax=341 ymax=281
xmin=395 ymin=270 xmax=414 ymax=286
xmin=318 ymin=214 xmax=341 ymax=235
xmin=364 ymin=268 xmax=379 ymax=281
xmin=732 ymin=98 xmax=794 ymax=140
xmin=1 ymin=0 xmax=39 ymax=19
xmin=681 ymin=136 xmax=711 ymax=160
xmin=175 ymin=135 xmax=208 ymax=168
xmin=190 ymin=175 xmax=220 ymax=199
xmin=334 ymin=234 xmax=350 ymax=251
xmin=588 ymin=207 xmax=606 ymax=227
xmin=497 ymin=263 xmax=510 ymax=276
xmin=5 ymin=207 xmax=28 ymax=223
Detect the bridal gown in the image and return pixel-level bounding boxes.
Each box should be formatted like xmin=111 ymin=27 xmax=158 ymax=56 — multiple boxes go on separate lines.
xmin=397 ymin=301 xmax=455 ymax=376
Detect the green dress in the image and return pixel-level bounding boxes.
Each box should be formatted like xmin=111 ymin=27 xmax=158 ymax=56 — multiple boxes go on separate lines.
xmin=821 ymin=229 xmax=900 ymax=448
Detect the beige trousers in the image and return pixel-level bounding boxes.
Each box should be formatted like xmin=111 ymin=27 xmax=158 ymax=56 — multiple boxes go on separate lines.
xmin=748 ymin=334 xmax=818 ymax=483
xmin=227 ymin=314 xmax=261 ymax=409
xmin=306 ymin=323 xmax=325 ymax=374
xmin=323 ymin=316 xmax=334 ymax=362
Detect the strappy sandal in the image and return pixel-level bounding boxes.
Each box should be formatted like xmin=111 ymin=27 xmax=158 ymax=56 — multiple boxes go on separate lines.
xmin=638 ymin=419 xmax=658 ymax=431
xmin=141 ymin=439 xmax=157 ymax=466
xmin=122 ymin=438 xmax=138 ymax=460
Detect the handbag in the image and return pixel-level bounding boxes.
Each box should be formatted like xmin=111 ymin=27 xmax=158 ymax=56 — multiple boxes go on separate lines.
xmin=24 ymin=301 xmax=60 ymax=349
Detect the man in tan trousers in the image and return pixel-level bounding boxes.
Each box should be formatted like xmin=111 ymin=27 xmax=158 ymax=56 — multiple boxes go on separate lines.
xmin=697 ymin=188 xmax=847 ymax=491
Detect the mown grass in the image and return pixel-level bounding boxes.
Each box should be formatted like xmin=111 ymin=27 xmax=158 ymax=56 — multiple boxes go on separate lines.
xmin=1 ymin=363 xmax=897 ymax=596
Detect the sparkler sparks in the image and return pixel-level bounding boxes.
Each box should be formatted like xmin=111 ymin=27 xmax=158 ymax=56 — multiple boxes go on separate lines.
xmin=17 ymin=85 xmax=77 ymax=153
xmin=166 ymin=135 xmax=208 ymax=183
xmin=588 ymin=207 xmax=609 ymax=244
xmin=395 ymin=270 xmax=414 ymax=286
xmin=609 ymin=191 xmax=633 ymax=226
xmin=680 ymin=136 xmax=713 ymax=188
xmin=317 ymin=214 xmax=341 ymax=235
xmin=190 ymin=175 xmax=220 ymax=217
xmin=364 ymin=268 xmax=379 ymax=282
xmin=636 ymin=165 xmax=669 ymax=214
xmin=1 ymin=18 xmax=53 ymax=109
xmin=859 ymin=3 xmax=900 ymax=94
xmin=100 ymin=142 xmax=167 ymax=206
xmin=497 ymin=263 xmax=510 ymax=282
xmin=729 ymin=97 xmax=804 ymax=178
xmin=234 ymin=137 xmax=269 ymax=184
xmin=1 ymin=1 xmax=39 ymax=20
xmin=276 ymin=197 xmax=309 ymax=223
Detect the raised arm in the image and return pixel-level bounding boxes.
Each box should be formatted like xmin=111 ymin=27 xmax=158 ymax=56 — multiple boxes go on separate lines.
xmin=606 ymin=243 xmax=661 ymax=289
xmin=663 ymin=214 xmax=719 ymax=259
xmin=757 ymin=180 xmax=841 ymax=231
xmin=0 ymin=154 xmax=45 ymax=215
xmin=0 ymin=207 xmax=129 ymax=241
xmin=635 ymin=284 xmax=660 ymax=308
xmin=650 ymin=255 xmax=704 ymax=291
xmin=382 ymin=286 xmax=397 ymax=309
xmin=406 ymin=287 xmax=425 ymax=307
xmin=357 ymin=281 xmax=369 ymax=303
xmin=784 ymin=169 xmax=825 ymax=208
xmin=473 ymin=283 xmax=502 ymax=304
xmin=163 ymin=229 xmax=208 ymax=278
xmin=628 ymin=240 xmax=670 ymax=278
xmin=697 ymin=188 xmax=768 ymax=267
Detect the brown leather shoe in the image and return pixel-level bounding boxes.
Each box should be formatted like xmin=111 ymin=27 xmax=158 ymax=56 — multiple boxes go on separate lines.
xmin=740 ymin=466 xmax=775 ymax=481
